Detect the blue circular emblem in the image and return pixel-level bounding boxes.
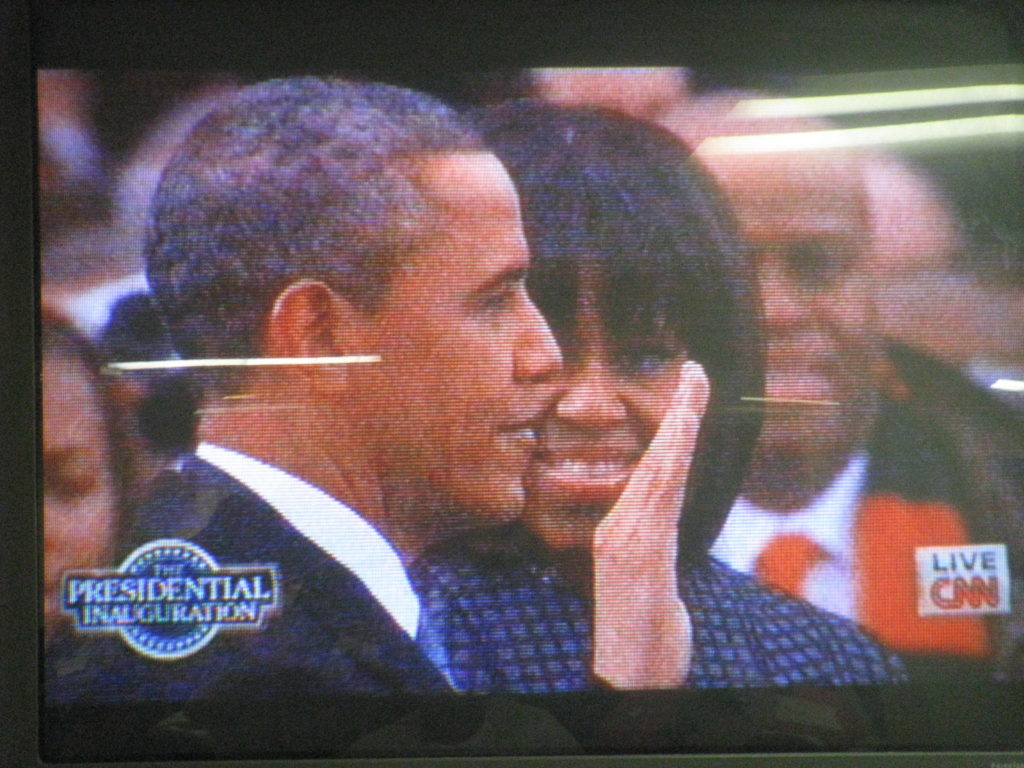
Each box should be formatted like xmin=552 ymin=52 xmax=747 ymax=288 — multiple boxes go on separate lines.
xmin=119 ymin=539 xmax=221 ymax=660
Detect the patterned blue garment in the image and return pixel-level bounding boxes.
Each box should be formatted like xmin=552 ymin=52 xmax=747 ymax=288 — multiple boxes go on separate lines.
xmin=412 ymin=523 xmax=907 ymax=692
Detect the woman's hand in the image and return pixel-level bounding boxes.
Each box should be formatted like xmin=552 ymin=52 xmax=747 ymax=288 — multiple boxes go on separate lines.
xmin=592 ymin=360 xmax=710 ymax=689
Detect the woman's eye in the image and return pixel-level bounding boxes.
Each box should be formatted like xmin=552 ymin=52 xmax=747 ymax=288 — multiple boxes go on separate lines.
xmin=45 ymin=454 xmax=100 ymax=501
xmin=617 ymin=348 xmax=676 ymax=376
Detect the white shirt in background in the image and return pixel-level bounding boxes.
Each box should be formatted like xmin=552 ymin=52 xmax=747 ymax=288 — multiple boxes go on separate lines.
xmin=710 ymin=452 xmax=870 ymax=621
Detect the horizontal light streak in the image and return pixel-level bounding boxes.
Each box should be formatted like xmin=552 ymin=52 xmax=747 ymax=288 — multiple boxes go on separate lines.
xmin=104 ymin=355 xmax=381 ymax=373
xmin=194 ymin=404 xmax=307 ymax=415
xmin=696 ymin=114 xmax=1024 ymax=155
xmin=740 ymin=396 xmax=839 ymax=407
xmin=731 ymin=84 xmax=1024 ymax=119
xmin=991 ymin=379 xmax=1024 ymax=393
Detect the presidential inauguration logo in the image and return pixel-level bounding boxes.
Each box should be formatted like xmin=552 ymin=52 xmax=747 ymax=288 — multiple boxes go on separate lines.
xmin=61 ymin=539 xmax=280 ymax=660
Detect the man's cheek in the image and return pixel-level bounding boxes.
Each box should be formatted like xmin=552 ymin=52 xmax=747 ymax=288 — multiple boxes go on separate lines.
xmin=828 ymin=276 xmax=878 ymax=325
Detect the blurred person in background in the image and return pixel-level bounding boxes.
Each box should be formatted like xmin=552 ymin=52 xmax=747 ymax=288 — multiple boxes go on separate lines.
xmin=37 ymin=70 xmax=108 ymax=255
xmin=659 ymin=90 xmax=1024 ymax=680
xmin=39 ymin=74 xmax=227 ymax=528
xmin=862 ymin=154 xmax=1024 ymax=395
xmin=41 ymin=309 xmax=126 ymax=647
xmin=531 ymin=67 xmax=691 ymax=122
xmin=40 ymin=70 xmax=237 ymax=338
xmin=425 ymin=67 xmax=691 ymax=120
xmin=415 ymin=102 xmax=905 ymax=692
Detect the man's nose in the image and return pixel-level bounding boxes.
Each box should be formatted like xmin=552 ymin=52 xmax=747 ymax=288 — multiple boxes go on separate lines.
xmin=514 ymin=298 xmax=563 ymax=383
xmin=554 ymin=359 xmax=628 ymax=429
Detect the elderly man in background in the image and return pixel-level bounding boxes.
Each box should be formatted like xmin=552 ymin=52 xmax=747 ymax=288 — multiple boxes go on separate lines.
xmin=660 ymin=91 xmax=1024 ymax=680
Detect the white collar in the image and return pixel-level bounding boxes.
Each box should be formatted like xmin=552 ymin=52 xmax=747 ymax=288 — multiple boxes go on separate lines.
xmin=195 ymin=442 xmax=420 ymax=640
xmin=711 ymin=452 xmax=870 ymax=571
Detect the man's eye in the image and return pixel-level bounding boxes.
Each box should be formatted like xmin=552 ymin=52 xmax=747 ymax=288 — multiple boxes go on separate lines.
xmin=479 ymin=284 xmax=519 ymax=312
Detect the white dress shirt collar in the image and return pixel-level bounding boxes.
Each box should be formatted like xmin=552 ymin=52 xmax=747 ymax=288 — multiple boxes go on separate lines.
xmin=195 ymin=442 xmax=420 ymax=640
xmin=710 ymin=452 xmax=870 ymax=620
xmin=711 ymin=451 xmax=870 ymax=572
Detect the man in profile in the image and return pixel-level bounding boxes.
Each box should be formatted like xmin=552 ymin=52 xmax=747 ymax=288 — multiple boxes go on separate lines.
xmin=46 ymin=77 xmax=562 ymax=702
xmin=660 ymin=92 xmax=1024 ymax=679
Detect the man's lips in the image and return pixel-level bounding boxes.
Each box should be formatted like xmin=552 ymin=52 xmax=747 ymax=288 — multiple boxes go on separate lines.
xmin=765 ymin=343 xmax=846 ymax=403
xmin=767 ymin=350 xmax=841 ymax=378
xmin=765 ymin=370 xmax=840 ymax=402
xmin=497 ymin=422 xmax=541 ymax=457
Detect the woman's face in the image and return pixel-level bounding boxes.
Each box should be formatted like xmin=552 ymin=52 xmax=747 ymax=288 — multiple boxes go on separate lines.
xmin=524 ymin=272 xmax=687 ymax=553
xmin=43 ymin=350 xmax=118 ymax=642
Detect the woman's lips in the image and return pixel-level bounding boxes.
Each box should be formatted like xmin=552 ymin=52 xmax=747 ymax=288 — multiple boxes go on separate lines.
xmin=530 ymin=450 xmax=639 ymax=503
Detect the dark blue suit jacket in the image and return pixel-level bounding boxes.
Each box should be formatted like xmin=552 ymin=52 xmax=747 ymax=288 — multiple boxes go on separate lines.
xmin=47 ymin=458 xmax=450 ymax=705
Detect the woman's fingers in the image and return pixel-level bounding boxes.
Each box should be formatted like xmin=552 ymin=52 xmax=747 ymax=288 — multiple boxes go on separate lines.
xmin=591 ymin=361 xmax=709 ymax=688
xmin=595 ymin=361 xmax=709 ymax=551
xmin=633 ymin=359 xmax=710 ymax=502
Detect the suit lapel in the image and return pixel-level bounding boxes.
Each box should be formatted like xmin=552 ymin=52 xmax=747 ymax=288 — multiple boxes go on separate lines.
xmin=184 ymin=457 xmax=451 ymax=693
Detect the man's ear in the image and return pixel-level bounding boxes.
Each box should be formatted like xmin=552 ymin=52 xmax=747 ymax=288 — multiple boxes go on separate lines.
xmin=263 ymin=280 xmax=369 ymax=390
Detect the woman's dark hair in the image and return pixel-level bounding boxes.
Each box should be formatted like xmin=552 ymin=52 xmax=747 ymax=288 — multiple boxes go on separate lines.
xmin=479 ymin=101 xmax=765 ymax=561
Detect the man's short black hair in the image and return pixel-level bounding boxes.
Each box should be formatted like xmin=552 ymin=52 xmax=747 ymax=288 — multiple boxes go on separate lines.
xmin=145 ymin=77 xmax=483 ymax=387
xmin=479 ymin=101 xmax=765 ymax=560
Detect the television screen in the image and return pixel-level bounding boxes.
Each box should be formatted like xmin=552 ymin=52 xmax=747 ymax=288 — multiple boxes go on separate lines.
xmin=8 ymin=1 xmax=1024 ymax=766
